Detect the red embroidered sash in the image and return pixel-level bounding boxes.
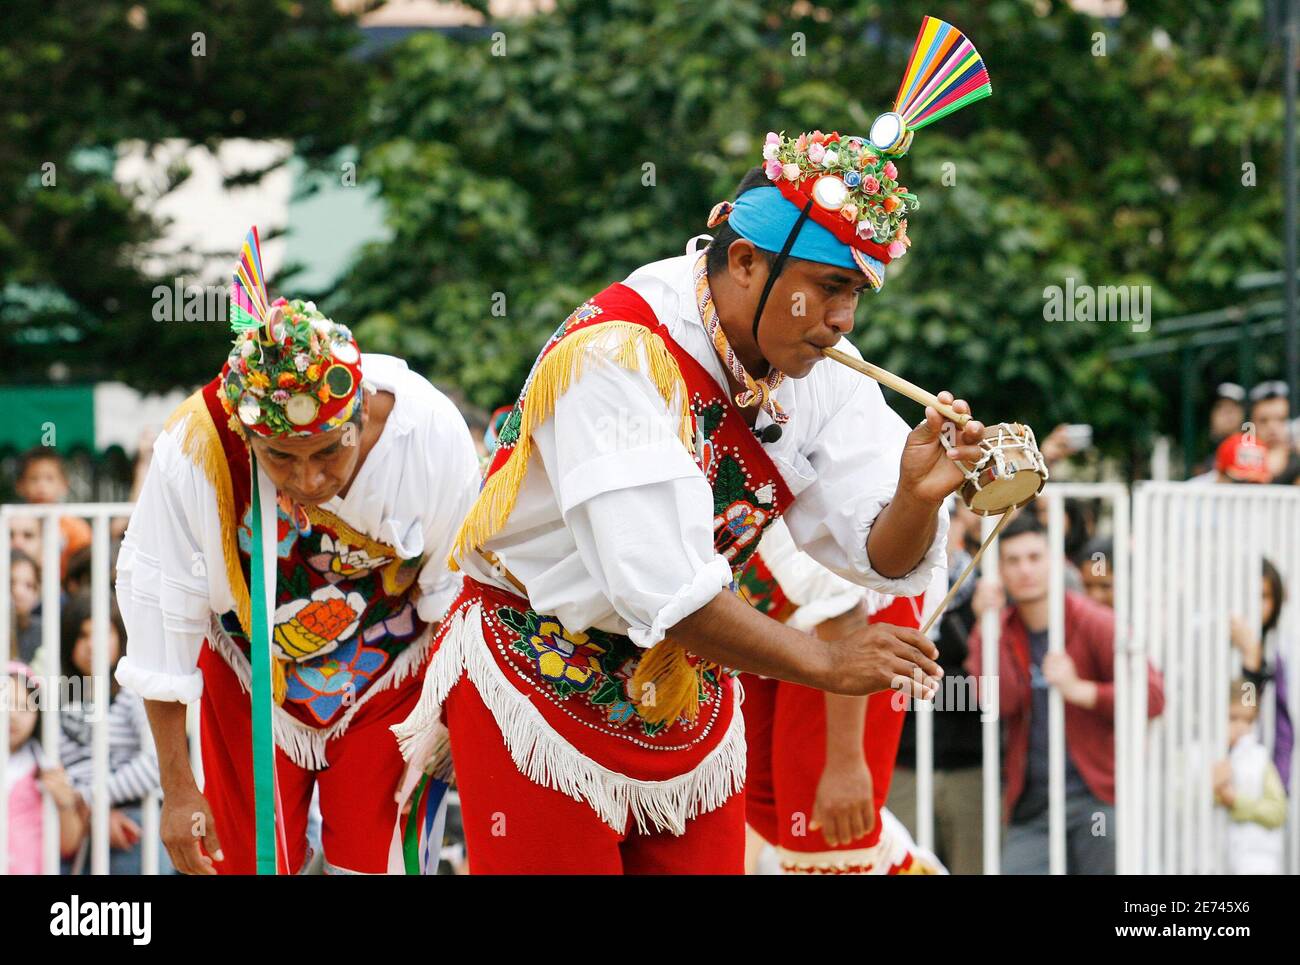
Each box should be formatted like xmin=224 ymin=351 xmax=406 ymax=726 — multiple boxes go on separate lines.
xmin=449 ymin=283 xmax=794 ymax=778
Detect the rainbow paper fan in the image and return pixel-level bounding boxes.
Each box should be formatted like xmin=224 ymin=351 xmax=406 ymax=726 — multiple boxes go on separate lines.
xmin=230 ymin=225 xmax=271 ymax=333
xmin=868 ymin=16 xmax=992 ymax=157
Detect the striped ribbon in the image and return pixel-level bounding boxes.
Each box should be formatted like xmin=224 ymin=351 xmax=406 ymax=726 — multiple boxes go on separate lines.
xmin=692 ymin=253 xmax=789 ymax=425
xmin=402 ymin=774 xmax=451 ymax=874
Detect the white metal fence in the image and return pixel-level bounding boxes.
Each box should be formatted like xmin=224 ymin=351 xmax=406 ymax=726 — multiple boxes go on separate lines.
xmin=0 ymin=502 xmax=167 ymax=875
xmin=6 ymin=485 xmax=1298 ymax=875
xmin=908 ymin=481 xmax=1299 ymax=874
xmin=1130 ymin=482 xmax=1300 ymax=874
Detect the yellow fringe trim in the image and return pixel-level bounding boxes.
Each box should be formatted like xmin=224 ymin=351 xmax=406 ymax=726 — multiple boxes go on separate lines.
xmin=448 ymin=319 xmax=709 ymax=724
xmin=448 ymin=320 xmax=695 ymax=567
xmin=273 ymin=658 xmax=287 ymax=706
xmin=165 ymin=392 xmax=252 ymax=638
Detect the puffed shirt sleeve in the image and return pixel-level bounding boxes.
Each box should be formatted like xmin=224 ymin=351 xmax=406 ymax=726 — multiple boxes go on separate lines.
xmin=414 ymin=391 xmax=482 ymax=624
xmin=754 ymin=519 xmax=892 ymax=632
xmin=782 ymin=350 xmax=949 ymax=597
xmin=531 ymin=330 xmax=732 ymax=648
xmin=114 ymin=429 xmax=217 ymax=704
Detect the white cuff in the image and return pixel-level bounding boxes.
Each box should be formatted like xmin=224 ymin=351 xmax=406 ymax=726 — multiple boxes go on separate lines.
xmin=417 ymin=573 xmax=464 ymax=624
xmin=627 ymin=556 xmax=734 ymax=649
xmin=854 ymin=494 xmax=950 ymax=597
xmin=787 ymin=587 xmax=868 ymax=633
xmin=115 ymin=655 xmax=204 ymax=704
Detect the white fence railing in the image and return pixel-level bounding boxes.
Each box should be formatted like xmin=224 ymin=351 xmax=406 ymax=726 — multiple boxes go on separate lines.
xmin=0 ymin=502 xmax=167 ymax=875
xmin=908 ymin=481 xmax=1298 ymax=875
xmin=1130 ymin=482 xmax=1300 ymax=875
xmin=6 ymin=485 xmax=1298 ymax=875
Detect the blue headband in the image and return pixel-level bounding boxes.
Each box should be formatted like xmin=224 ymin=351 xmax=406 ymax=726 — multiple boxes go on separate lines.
xmin=727 ymin=187 xmax=886 ymax=284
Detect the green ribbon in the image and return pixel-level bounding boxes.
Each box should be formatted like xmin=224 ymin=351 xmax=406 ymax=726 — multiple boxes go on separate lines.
xmin=249 ymin=461 xmax=278 ymax=874
xmin=402 ymin=773 xmax=431 ymax=875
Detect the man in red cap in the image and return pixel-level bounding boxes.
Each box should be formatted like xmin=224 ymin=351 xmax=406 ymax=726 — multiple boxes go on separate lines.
xmin=1215 ymin=431 xmax=1273 ymax=484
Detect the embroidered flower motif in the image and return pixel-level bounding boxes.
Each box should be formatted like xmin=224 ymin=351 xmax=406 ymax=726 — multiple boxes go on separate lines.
xmin=361 ymin=600 xmax=418 ymax=645
xmin=306 ymin=531 xmax=394 ymax=583
xmin=713 ymin=501 xmax=770 ymax=562
xmin=238 ymin=503 xmax=298 ymax=559
xmin=561 ymin=300 xmax=603 ymax=333
xmin=285 ymin=635 xmax=388 ymax=725
xmin=527 ymin=619 xmax=605 ymax=691
xmin=605 ymin=699 xmax=638 ymax=724
xmin=272 ymin=584 xmax=365 ymax=662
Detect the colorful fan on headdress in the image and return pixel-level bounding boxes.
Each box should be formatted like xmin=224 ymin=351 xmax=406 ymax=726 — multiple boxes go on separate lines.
xmin=230 ymin=225 xmax=271 ymax=333
xmin=868 ymin=16 xmax=992 ymax=158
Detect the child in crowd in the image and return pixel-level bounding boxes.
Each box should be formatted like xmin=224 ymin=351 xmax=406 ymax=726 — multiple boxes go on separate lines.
xmin=6 ymin=662 xmax=84 ymax=873
xmin=14 ymin=447 xmax=91 ymax=580
xmin=58 ymin=592 xmax=167 ymax=874
xmin=10 ymin=550 xmax=42 ymax=664
xmin=1231 ymin=559 xmax=1292 ymax=791
xmin=1214 ymin=679 xmax=1287 ymax=875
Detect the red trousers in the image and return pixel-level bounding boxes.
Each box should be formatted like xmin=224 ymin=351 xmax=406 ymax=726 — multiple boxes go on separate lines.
xmin=197 ymin=645 xmax=421 ymax=874
xmin=742 ymin=593 xmax=922 ymax=857
xmin=444 ymin=676 xmax=746 ymax=874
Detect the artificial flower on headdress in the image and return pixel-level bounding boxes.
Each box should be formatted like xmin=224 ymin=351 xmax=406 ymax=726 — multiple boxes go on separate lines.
xmin=712 ymin=16 xmax=992 ymax=291
xmin=218 ymin=226 xmax=364 ymax=438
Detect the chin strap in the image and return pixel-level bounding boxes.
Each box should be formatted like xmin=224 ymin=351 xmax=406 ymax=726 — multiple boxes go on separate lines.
xmin=751 ymin=198 xmax=815 ymax=346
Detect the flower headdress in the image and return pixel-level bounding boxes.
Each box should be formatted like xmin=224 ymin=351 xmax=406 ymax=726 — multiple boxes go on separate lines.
xmin=711 ymin=16 xmax=992 ymax=291
xmin=219 ymin=226 xmax=364 ymax=437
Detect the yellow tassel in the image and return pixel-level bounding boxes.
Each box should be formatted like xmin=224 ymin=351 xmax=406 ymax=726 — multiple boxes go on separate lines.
xmin=628 ymin=639 xmax=712 ymax=726
xmin=273 ymin=658 xmax=287 ymax=706
xmin=165 ymin=392 xmax=252 ymax=636
xmin=448 ymin=321 xmax=694 ymax=568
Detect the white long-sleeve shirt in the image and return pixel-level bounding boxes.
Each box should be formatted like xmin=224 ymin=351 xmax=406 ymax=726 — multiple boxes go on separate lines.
xmin=460 ymin=253 xmax=948 ymax=648
xmin=115 ymin=354 xmax=481 ymax=704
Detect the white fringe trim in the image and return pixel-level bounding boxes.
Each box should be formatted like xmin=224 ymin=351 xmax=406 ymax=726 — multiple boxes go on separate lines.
xmin=208 ymin=614 xmax=435 ymax=771
xmin=776 ymin=809 xmax=949 ymax=874
xmin=391 ymin=601 xmax=746 ymax=836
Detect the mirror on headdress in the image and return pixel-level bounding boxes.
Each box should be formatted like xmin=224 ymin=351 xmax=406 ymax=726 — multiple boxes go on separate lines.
xmin=810 ymin=174 xmax=849 ymax=211
xmin=868 ymin=112 xmax=906 ymax=154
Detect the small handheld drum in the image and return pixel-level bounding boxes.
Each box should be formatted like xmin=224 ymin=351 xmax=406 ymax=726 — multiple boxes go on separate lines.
xmin=951 ymin=422 xmax=1049 ymax=516
xmin=817 ymin=348 xmax=1051 ymax=515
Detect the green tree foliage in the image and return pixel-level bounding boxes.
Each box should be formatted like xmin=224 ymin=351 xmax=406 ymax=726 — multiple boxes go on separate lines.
xmin=335 ymin=0 xmax=1285 ymax=466
xmin=0 ymin=0 xmax=365 ymax=391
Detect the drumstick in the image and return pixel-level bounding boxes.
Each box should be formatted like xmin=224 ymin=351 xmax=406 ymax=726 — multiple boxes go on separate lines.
xmin=822 ymin=346 xmax=970 ymax=427
xmin=920 ymin=508 xmax=1016 ymax=635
